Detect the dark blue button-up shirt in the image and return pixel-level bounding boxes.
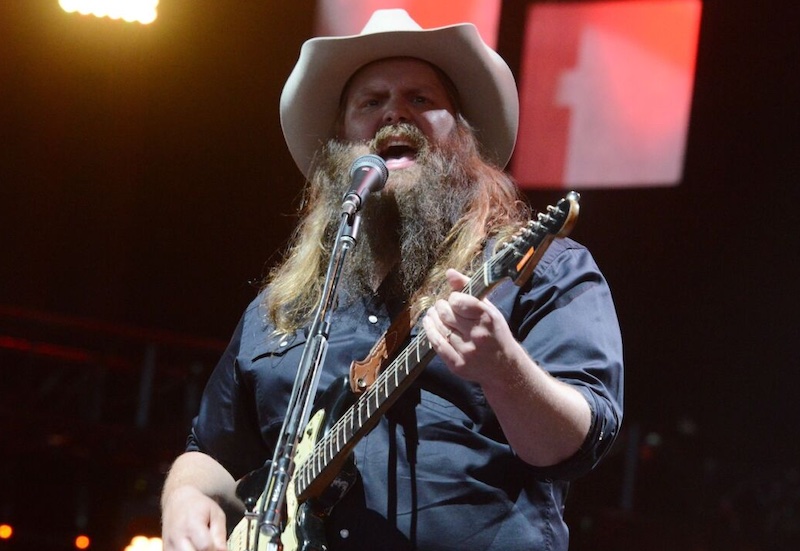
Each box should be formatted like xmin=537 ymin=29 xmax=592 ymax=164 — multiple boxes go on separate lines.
xmin=188 ymin=237 xmax=623 ymax=550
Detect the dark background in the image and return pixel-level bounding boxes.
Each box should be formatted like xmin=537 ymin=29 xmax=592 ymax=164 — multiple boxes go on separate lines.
xmin=1 ymin=1 xmax=799 ymax=549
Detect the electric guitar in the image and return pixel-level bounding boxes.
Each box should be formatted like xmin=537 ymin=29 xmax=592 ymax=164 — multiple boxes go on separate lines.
xmin=227 ymin=191 xmax=580 ymax=551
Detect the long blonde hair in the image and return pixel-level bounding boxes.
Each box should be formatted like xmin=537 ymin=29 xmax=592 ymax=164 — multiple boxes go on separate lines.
xmin=263 ymin=119 xmax=530 ymax=334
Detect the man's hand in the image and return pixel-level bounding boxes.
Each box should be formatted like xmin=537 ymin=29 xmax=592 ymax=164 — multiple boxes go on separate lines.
xmin=423 ymin=268 xmax=592 ymax=467
xmin=162 ymin=485 xmax=228 ymax=551
xmin=423 ymin=268 xmax=523 ymax=386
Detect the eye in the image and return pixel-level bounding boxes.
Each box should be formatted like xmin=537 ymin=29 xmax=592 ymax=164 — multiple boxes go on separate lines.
xmin=355 ymin=96 xmax=381 ymax=109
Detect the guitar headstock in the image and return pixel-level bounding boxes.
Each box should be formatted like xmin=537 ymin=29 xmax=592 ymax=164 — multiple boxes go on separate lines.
xmin=541 ymin=190 xmax=580 ymax=237
xmin=489 ymin=191 xmax=580 ymax=286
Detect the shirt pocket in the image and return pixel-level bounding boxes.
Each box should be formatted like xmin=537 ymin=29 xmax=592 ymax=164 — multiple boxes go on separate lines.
xmin=244 ymin=330 xmax=308 ymax=409
xmin=250 ymin=330 xmax=307 ymax=366
xmin=240 ymin=330 xmax=310 ymax=438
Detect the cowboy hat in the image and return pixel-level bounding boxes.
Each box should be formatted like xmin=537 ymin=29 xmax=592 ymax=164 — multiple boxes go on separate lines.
xmin=279 ymin=8 xmax=519 ymax=178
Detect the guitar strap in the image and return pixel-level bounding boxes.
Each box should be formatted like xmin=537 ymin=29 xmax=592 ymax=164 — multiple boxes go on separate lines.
xmin=386 ymin=386 xmax=420 ymax=545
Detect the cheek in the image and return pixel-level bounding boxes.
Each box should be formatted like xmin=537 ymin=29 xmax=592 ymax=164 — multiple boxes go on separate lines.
xmin=341 ymin=112 xmax=376 ymax=142
xmin=422 ymin=109 xmax=458 ymax=143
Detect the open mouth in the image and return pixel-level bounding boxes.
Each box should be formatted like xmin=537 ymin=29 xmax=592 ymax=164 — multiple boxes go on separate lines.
xmin=372 ymin=124 xmax=427 ymax=170
xmin=377 ymin=140 xmax=419 ymax=169
xmin=381 ymin=143 xmax=417 ymax=161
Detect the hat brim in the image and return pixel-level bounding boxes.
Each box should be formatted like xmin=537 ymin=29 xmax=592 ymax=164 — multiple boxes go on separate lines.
xmin=280 ymin=22 xmax=519 ymax=179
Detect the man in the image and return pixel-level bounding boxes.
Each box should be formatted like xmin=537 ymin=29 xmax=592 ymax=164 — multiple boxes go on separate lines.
xmin=161 ymin=9 xmax=623 ymax=551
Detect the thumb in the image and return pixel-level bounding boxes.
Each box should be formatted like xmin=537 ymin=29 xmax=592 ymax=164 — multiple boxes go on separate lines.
xmin=445 ymin=268 xmax=470 ymax=291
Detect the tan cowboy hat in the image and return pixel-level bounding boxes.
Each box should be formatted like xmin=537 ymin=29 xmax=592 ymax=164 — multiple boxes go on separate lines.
xmin=279 ymin=8 xmax=519 ymax=178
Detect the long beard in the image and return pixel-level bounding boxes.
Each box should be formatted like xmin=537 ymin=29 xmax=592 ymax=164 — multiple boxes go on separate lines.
xmin=315 ymin=124 xmax=476 ymax=300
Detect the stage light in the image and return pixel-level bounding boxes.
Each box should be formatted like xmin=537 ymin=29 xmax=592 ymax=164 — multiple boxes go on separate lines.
xmin=124 ymin=535 xmax=163 ymax=551
xmin=75 ymin=534 xmax=91 ymax=549
xmin=0 ymin=524 xmax=13 ymax=539
xmin=59 ymin=0 xmax=159 ymax=24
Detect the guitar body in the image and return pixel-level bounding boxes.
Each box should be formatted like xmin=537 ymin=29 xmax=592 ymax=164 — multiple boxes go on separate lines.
xmin=283 ymin=377 xmax=360 ymax=551
xmin=228 ymin=378 xmax=360 ymax=551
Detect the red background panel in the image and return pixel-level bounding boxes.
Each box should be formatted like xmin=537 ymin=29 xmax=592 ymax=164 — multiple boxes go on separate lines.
xmin=512 ymin=1 xmax=702 ymax=189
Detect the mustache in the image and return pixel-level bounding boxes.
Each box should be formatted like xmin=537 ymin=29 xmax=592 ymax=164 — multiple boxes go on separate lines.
xmin=370 ymin=123 xmax=430 ymax=158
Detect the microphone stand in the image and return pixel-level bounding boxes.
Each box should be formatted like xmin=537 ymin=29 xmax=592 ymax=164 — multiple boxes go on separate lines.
xmin=255 ymin=208 xmax=364 ymax=551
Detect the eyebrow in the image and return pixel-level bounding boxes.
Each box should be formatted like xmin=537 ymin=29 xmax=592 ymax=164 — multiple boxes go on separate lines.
xmin=339 ymin=60 xmax=462 ymax=109
xmin=347 ymin=84 xmax=441 ymax=100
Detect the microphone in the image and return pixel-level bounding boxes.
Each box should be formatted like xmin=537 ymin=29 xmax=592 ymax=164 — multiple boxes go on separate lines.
xmin=341 ymin=154 xmax=388 ymax=216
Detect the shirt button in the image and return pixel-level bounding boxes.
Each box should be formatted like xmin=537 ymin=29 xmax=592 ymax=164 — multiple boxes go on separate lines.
xmin=339 ymin=529 xmax=350 ymax=539
xmin=367 ymin=315 xmax=378 ymax=324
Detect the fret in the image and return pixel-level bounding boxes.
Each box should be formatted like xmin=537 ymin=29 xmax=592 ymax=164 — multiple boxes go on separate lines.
xmin=340 ymin=412 xmax=349 ymax=443
xmin=359 ymin=400 xmax=368 ymax=425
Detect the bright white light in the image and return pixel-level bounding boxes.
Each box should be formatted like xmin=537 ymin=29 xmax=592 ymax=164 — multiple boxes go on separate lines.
xmin=59 ymin=0 xmax=159 ymax=25
xmin=123 ymin=535 xmax=162 ymax=551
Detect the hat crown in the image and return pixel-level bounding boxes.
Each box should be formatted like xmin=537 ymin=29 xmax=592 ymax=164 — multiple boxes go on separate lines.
xmin=360 ymin=9 xmax=424 ymax=35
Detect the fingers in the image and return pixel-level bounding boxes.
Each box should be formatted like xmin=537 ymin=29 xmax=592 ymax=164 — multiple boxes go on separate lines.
xmin=422 ymin=269 xmax=485 ymax=349
xmin=209 ymin=507 xmax=228 ymax=550
xmin=427 ymin=268 xmax=504 ymax=344
xmin=162 ymin=487 xmax=228 ymax=551
xmin=422 ymin=307 xmax=452 ymax=348
xmin=445 ymin=268 xmax=470 ymax=291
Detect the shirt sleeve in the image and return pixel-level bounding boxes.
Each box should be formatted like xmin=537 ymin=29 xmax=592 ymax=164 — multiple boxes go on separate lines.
xmin=185 ymin=302 xmax=272 ymax=480
xmin=493 ymin=237 xmax=624 ymax=480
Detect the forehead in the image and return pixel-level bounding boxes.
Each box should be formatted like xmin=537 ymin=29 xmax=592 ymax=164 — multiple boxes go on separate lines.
xmin=343 ymin=57 xmax=458 ymax=100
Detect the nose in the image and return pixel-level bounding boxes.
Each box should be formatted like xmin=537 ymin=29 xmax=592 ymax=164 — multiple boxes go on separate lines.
xmin=382 ymin=99 xmax=411 ymax=125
